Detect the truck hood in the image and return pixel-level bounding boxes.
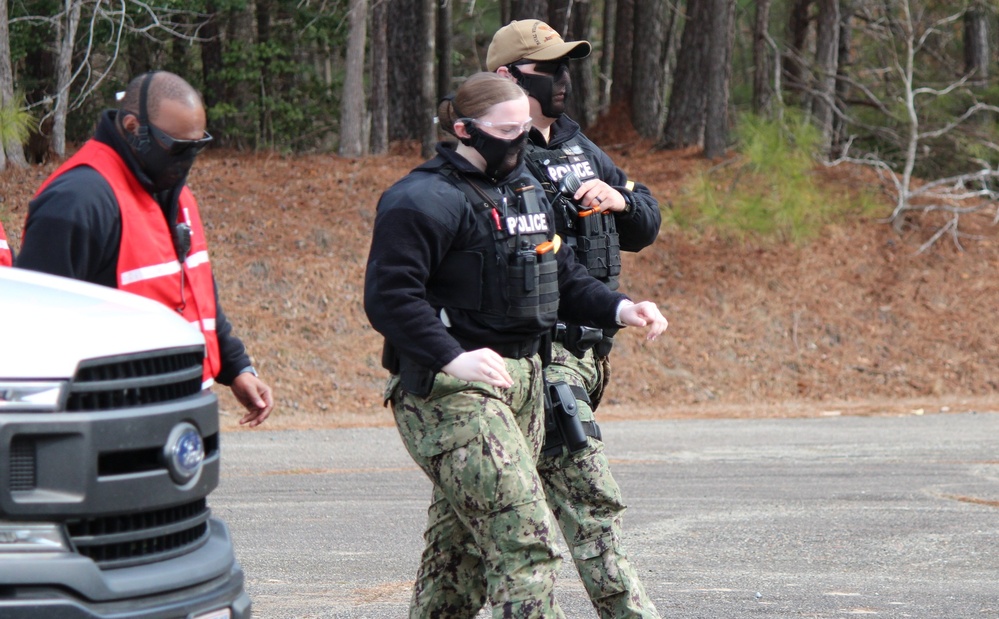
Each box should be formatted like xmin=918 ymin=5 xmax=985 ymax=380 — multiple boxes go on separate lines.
xmin=1 ymin=268 xmax=205 ymax=380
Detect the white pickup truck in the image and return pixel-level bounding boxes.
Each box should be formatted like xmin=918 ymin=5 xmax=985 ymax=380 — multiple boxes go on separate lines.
xmin=0 ymin=267 xmax=250 ymax=619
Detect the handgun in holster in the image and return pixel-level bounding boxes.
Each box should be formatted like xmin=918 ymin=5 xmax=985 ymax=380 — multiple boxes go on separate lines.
xmin=556 ymin=322 xmax=605 ymax=359
xmin=544 ymin=380 xmax=588 ymax=453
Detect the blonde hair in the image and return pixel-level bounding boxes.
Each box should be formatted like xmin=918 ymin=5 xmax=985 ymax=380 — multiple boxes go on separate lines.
xmin=438 ymin=72 xmax=526 ymax=137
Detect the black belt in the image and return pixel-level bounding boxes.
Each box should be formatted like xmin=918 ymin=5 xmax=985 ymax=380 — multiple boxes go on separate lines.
xmin=457 ymin=337 xmax=541 ymax=360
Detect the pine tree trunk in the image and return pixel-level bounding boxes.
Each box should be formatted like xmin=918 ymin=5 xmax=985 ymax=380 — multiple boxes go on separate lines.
xmin=369 ymin=0 xmax=388 ymax=154
xmin=511 ymin=0 xmax=548 ymax=21
xmin=420 ymin=0 xmax=436 ymax=158
xmin=256 ymin=0 xmax=274 ymax=147
xmin=660 ymin=0 xmax=710 ymax=149
xmin=437 ymin=0 xmax=453 ymax=98
xmin=388 ymin=0 xmax=427 ymax=142
xmin=964 ymin=0 xmax=989 ymax=85
xmin=703 ymin=0 xmax=735 ymax=159
xmin=785 ymin=0 xmax=813 ymax=99
xmin=200 ymin=2 xmax=224 ymax=109
xmin=339 ymin=0 xmax=368 ymax=157
xmin=611 ymin=0 xmax=634 ymax=106
xmin=200 ymin=1 xmax=227 ymax=142
xmin=752 ymin=0 xmax=773 ymax=113
xmin=564 ymin=0 xmax=593 ymax=128
xmin=0 ymin=0 xmax=27 ymax=168
xmin=812 ymin=0 xmax=840 ymax=155
xmin=225 ymin=5 xmax=255 ymax=149
xmin=547 ymin=0 xmax=570 ymax=33
xmin=631 ymin=0 xmax=668 ymax=138
xmin=832 ymin=1 xmax=853 ymax=156
xmin=52 ymin=0 xmax=82 ymax=158
xmin=599 ymin=0 xmax=616 ymax=115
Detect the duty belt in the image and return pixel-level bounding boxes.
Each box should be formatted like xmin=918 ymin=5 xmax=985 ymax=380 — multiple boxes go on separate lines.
xmin=457 ymin=337 xmax=541 ymax=360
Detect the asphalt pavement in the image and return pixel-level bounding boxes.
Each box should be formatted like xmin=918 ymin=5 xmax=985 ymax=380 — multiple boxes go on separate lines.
xmin=211 ymin=410 xmax=999 ymax=618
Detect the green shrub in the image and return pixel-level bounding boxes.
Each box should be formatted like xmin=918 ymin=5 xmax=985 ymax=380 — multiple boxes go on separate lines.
xmin=0 ymin=92 xmax=37 ymax=148
xmin=668 ymin=111 xmax=882 ymax=243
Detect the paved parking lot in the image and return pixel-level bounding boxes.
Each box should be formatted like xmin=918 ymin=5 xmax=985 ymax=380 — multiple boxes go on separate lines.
xmin=212 ymin=410 xmax=999 ymax=618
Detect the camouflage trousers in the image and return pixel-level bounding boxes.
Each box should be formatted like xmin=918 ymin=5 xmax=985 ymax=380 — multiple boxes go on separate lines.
xmin=389 ymin=355 xmax=566 ymax=619
xmin=539 ymin=343 xmax=662 ymax=619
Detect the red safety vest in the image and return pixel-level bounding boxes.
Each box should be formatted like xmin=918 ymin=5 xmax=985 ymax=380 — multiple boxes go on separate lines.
xmin=35 ymin=140 xmax=220 ymax=386
xmin=0 ymin=221 xmax=11 ymax=267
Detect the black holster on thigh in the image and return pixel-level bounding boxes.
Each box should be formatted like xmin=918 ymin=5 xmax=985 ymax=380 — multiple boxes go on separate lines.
xmin=543 ymin=380 xmax=602 ymax=457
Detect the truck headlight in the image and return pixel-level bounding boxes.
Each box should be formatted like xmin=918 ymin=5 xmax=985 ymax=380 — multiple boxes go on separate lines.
xmin=0 ymin=523 xmax=70 ymax=553
xmin=0 ymin=382 xmax=67 ymax=411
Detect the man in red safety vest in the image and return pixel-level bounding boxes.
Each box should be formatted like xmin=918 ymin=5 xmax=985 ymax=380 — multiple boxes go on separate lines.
xmin=18 ymin=70 xmax=273 ymax=427
xmin=0 ymin=220 xmax=12 ymax=267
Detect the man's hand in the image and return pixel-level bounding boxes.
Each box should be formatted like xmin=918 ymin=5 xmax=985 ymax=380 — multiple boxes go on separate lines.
xmin=618 ymin=300 xmax=669 ymax=340
xmin=574 ymin=179 xmax=627 ymax=213
xmin=231 ymin=372 xmax=274 ymax=427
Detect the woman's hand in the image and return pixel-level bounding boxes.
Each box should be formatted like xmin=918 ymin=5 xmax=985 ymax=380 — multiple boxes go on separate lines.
xmin=442 ymin=349 xmax=514 ymax=388
xmin=618 ymin=300 xmax=669 ymax=340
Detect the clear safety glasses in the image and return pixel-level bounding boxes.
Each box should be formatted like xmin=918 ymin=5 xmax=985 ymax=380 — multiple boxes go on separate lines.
xmin=464 ymin=118 xmax=533 ymax=139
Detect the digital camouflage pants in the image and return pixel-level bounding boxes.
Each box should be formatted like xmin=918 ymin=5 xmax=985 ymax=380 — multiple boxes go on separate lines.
xmin=389 ymin=355 xmax=566 ymax=619
xmin=539 ymin=344 xmax=662 ymax=619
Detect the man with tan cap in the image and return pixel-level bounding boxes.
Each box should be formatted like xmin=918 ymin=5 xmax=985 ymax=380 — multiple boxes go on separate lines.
xmin=490 ymin=18 xmax=664 ymax=619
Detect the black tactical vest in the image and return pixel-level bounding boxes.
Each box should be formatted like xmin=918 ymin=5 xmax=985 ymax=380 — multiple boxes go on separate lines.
xmin=417 ymin=160 xmax=560 ymax=342
xmin=525 ymin=141 xmax=622 ymax=290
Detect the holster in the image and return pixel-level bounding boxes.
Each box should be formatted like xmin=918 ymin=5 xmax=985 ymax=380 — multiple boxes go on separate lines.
xmin=544 ymin=380 xmax=589 ymax=454
xmin=383 ymin=341 xmax=435 ymax=398
xmin=555 ymin=322 xmax=604 ymax=359
xmin=399 ymin=356 xmax=436 ymax=398
xmin=594 ymin=334 xmax=614 ymax=358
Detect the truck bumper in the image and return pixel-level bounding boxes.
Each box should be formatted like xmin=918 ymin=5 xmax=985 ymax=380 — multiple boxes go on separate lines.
xmin=0 ymin=519 xmax=251 ymax=619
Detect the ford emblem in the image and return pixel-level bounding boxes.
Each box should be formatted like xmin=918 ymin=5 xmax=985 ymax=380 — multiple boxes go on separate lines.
xmin=163 ymin=422 xmax=205 ymax=484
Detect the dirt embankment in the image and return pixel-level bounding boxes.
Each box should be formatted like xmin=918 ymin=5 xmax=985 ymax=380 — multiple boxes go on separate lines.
xmin=3 ymin=125 xmax=998 ymax=430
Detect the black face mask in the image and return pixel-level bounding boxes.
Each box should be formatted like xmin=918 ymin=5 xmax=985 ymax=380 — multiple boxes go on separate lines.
xmin=460 ymin=124 xmax=528 ymax=181
xmin=134 ymin=136 xmax=199 ymax=192
xmin=510 ymin=62 xmax=572 ymax=119
xmin=123 ymin=72 xmax=206 ymax=192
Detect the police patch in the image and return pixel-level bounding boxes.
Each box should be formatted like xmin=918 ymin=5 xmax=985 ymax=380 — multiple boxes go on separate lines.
xmin=505 ymin=212 xmax=550 ymax=235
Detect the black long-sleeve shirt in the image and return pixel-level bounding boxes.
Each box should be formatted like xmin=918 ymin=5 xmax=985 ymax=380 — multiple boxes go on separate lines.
xmin=16 ymin=110 xmax=251 ymax=385
xmin=365 ymin=143 xmax=627 ymax=373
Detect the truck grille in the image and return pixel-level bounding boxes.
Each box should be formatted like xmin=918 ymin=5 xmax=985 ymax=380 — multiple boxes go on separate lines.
xmin=67 ymin=499 xmax=211 ymax=569
xmin=67 ymin=347 xmax=204 ymax=411
xmin=8 ymin=437 xmax=36 ymax=491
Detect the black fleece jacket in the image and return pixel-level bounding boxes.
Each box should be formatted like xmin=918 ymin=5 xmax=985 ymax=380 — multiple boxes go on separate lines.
xmin=364 ymin=142 xmax=628 ymax=373
xmin=16 ymin=110 xmax=251 ymax=385
xmin=531 ymin=115 xmax=661 ymax=251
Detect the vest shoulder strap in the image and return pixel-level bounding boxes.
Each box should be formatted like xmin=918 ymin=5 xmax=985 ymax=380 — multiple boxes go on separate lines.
xmin=437 ymin=163 xmax=499 ymax=212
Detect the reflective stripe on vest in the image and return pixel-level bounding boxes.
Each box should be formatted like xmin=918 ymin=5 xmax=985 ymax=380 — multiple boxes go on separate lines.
xmin=35 ymin=140 xmax=221 ymax=384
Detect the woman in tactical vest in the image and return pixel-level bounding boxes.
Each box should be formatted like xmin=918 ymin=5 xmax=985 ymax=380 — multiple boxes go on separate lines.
xmin=363 ymin=72 xmax=667 ymax=619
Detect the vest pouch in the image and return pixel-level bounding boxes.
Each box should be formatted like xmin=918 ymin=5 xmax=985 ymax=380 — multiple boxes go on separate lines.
xmin=606 ymin=230 xmax=622 ymax=280
xmin=577 ymin=235 xmax=610 ymax=280
xmin=507 ymin=249 xmax=558 ymax=319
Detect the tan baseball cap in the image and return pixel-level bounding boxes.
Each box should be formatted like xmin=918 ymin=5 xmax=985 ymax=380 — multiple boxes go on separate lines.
xmin=486 ymin=20 xmax=591 ymax=72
